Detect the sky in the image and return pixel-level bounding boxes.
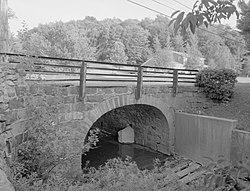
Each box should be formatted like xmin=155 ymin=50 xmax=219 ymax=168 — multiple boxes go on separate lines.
xmin=8 ymin=0 xmax=241 ymax=34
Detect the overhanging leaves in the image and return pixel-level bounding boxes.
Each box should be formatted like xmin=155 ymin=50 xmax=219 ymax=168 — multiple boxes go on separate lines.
xmin=170 ymin=0 xmax=239 ymax=35
xmin=171 ymin=10 xmax=181 ymax=18
xmin=168 ymin=18 xmax=176 ymax=27
xmin=189 ymin=15 xmax=197 ymax=34
xmin=173 ymin=11 xmax=185 ymax=34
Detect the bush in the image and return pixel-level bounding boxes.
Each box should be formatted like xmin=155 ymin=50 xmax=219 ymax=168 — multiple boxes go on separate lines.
xmin=69 ymin=157 xmax=190 ymax=191
xmin=7 ymin=93 xmax=189 ymax=191
xmin=8 ymin=94 xmax=99 ymax=191
xmin=201 ymin=157 xmax=250 ymax=191
xmin=9 ymin=156 xmax=191 ymax=191
xmin=195 ymin=69 xmax=238 ymax=102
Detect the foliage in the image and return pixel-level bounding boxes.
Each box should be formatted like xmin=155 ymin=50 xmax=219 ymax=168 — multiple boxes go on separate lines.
xmin=7 ymin=8 xmax=17 ymax=20
xmin=195 ymin=68 xmax=238 ymax=102
xmin=122 ymin=23 xmax=151 ymax=64
xmin=153 ymin=47 xmax=174 ymax=67
xmin=237 ymin=0 xmax=250 ymax=50
xmin=196 ymin=25 xmax=243 ymax=71
xmin=14 ymin=15 xmax=244 ymax=70
xmin=105 ymin=41 xmax=128 ymax=64
xmin=185 ymin=55 xmax=202 ymax=70
xmin=197 ymin=157 xmax=250 ymax=191
xmin=184 ymin=38 xmax=203 ymax=69
xmin=9 ymin=154 xmax=191 ymax=191
xmin=170 ymin=32 xmax=185 ymax=52
xmin=7 ymin=92 xmax=99 ymax=191
xmin=66 ymin=157 xmax=189 ymax=191
xmin=215 ymin=24 xmax=246 ymax=57
xmin=140 ymin=15 xmax=171 ymax=50
xmin=17 ymin=21 xmax=96 ymax=59
xmin=241 ymin=58 xmax=250 ymax=77
xmin=170 ymin=0 xmax=239 ymax=34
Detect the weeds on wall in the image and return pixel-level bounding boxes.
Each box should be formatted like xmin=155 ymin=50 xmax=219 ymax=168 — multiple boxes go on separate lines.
xmin=5 ymin=87 xmax=189 ymax=191
xmin=195 ymin=69 xmax=238 ymax=102
xmin=7 ymin=93 xmax=99 ymax=191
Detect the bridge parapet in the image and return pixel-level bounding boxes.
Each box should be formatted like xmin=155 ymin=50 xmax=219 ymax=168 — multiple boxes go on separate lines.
xmin=0 ymin=53 xmax=199 ymax=99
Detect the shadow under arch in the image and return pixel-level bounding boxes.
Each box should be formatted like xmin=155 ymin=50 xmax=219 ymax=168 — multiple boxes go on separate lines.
xmin=84 ymin=103 xmax=170 ymax=155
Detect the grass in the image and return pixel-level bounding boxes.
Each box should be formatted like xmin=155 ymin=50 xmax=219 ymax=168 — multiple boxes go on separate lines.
xmin=202 ymin=77 xmax=250 ymax=132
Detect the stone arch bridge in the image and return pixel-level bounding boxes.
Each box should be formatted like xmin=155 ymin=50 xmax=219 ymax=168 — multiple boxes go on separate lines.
xmin=0 ymin=53 xmax=210 ymax=173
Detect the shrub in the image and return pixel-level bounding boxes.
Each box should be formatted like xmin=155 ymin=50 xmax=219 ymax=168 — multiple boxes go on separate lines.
xmin=201 ymin=157 xmax=250 ymax=191
xmin=9 ymin=156 xmax=191 ymax=191
xmin=8 ymin=94 xmax=99 ymax=191
xmin=69 ymin=157 xmax=190 ymax=191
xmin=195 ymin=69 xmax=238 ymax=102
xmin=7 ymin=93 xmax=188 ymax=191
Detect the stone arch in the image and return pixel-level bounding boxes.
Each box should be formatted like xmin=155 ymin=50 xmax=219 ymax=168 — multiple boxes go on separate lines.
xmin=84 ymin=94 xmax=174 ymax=154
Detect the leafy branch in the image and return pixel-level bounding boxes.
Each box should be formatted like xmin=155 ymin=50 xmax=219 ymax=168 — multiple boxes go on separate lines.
xmin=169 ymin=0 xmax=239 ymax=34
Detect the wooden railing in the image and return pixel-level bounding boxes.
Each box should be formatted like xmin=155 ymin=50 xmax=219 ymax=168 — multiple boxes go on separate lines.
xmin=0 ymin=53 xmax=198 ymax=99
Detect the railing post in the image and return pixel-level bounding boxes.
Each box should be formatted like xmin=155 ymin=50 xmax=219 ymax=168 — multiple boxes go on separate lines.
xmin=172 ymin=69 xmax=178 ymax=97
xmin=136 ymin=66 xmax=143 ymax=100
xmin=79 ymin=61 xmax=87 ymax=101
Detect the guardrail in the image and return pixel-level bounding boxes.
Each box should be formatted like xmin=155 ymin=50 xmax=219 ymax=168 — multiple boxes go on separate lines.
xmin=0 ymin=53 xmax=199 ymax=100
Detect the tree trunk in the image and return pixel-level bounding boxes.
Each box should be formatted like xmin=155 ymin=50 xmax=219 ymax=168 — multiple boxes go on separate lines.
xmin=0 ymin=0 xmax=9 ymax=52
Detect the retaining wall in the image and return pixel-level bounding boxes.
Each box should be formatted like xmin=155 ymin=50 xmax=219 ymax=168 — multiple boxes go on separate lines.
xmin=231 ymin=129 xmax=250 ymax=166
xmin=175 ymin=112 xmax=237 ymax=165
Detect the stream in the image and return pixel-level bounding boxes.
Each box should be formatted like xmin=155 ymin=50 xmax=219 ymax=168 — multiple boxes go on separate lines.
xmin=82 ymin=140 xmax=168 ymax=170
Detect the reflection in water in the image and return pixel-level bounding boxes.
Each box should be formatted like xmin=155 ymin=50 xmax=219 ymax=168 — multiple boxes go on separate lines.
xmin=82 ymin=140 xmax=168 ymax=169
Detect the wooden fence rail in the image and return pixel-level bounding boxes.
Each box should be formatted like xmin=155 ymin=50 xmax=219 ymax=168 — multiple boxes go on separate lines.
xmin=0 ymin=52 xmax=199 ymax=100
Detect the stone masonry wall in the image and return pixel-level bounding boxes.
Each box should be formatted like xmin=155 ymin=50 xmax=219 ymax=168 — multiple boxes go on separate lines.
xmin=0 ymin=66 xmax=136 ymax=155
xmin=0 ymin=62 xmax=26 ymax=191
xmin=0 ymin=60 xmax=213 ymax=185
xmin=0 ymin=77 xmax=212 ymax=158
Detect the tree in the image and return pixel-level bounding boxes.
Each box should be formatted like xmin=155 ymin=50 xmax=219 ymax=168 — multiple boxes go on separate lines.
xmin=6 ymin=8 xmax=21 ymax=53
xmin=0 ymin=0 xmax=8 ymax=52
xmin=153 ymin=47 xmax=174 ymax=67
xmin=198 ymin=30 xmax=229 ymax=69
xmin=152 ymin=36 xmax=161 ymax=53
xmin=182 ymin=28 xmax=203 ymax=69
xmin=196 ymin=26 xmax=223 ymax=56
xmin=170 ymin=32 xmax=185 ymax=52
xmin=17 ymin=21 xmax=96 ymax=59
xmin=207 ymin=43 xmax=238 ymax=70
xmin=95 ymin=20 xmax=124 ymax=62
xmin=106 ymin=41 xmax=128 ymax=64
xmin=237 ymin=0 xmax=250 ymax=50
xmin=196 ymin=25 xmax=241 ymax=70
xmin=185 ymin=44 xmax=203 ymax=69
xmin=242 ymin=55 xmax=250 ymax=77
xmin=7 ymin=7 xmax=16 ymax=20
xmin=170 ymin=0 xmax=239 ymax=34
xmin=140 ymin=16 xmax=171 ymax=52
xmin=122 ymin=23 xmax=150 ymax=64
xmin=216 ymin=24 xmax=245 ymax=56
